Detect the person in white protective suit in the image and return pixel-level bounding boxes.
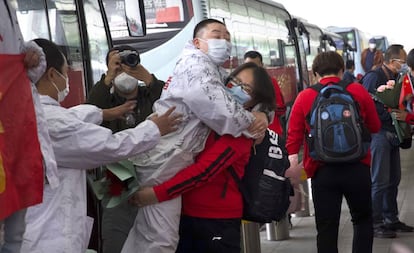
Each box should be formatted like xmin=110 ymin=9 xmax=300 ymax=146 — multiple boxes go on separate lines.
xmin=19 ymin=38 xmax=181 ymax=253
xmin=0 ymin=1 xmax=57 ymax=253
xmin=121 ymin=19 xmax=269 ymax=253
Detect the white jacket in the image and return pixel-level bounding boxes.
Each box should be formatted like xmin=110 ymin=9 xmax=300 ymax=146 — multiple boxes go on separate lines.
xmin=121 ymin=42 xmax=255 ymax=253
xmin=130 ymin=41 xmax=255 ymax=186
xmin=21 ymin=95 xmax=161 ymax=253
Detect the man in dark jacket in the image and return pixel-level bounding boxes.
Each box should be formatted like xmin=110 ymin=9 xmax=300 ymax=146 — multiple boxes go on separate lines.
xmin=342 ymin=59 xmax=356 ymax=83
xmin=87 ymin=45 xmax=164 ymax=253
xmin=361 ymin=38 xmax=383 ymax=73
xmin=361 ymin=44 xmax=413 ymax=239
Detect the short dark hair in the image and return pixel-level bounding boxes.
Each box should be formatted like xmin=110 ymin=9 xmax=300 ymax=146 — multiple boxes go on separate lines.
xmin=193 ymin=19 xmax=225 ymax=39
xmin=227 ymin=62 xmax=276 ymax=112
xmin=407 ymin=49 xmax=414 ymax=69
xmin=312 ymin=51 xmax=344 ymax=77
xmin=345 ymin=60 xmax=355 ymax=70
xmin=244 ymin=51 xmax=263 ymax=63
xmin=34 ymin=38 xmax=66 ymax=75
xmin=384 ymin=44 xmax=404 ymax=63
xmin=106 ymin=45 xmax=137 ymax=66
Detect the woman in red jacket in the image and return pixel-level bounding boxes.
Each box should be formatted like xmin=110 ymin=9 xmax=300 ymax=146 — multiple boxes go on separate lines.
xmin=130 ymin=62 xmax=276 ymax=253
xmin=286 ymin=51 xmax=381 ymax=253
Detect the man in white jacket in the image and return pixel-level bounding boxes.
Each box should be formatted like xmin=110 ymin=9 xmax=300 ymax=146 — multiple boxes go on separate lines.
xmin=20 ymin=38 xmax=180 ymax=253
xmin=0 ymin=1 xmax=58 ymax=252
xmin=122 ymin=19 xmax=269 ymax=253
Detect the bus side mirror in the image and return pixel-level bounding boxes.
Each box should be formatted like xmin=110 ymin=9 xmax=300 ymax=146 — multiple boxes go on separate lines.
xmin=124 ymin=0 xmax=146 ymax=36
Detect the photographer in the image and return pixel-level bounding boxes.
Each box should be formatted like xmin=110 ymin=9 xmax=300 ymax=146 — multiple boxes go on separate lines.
xmin=88 ymin=45 xmax=164 ymax=130
xmin=86 ymin=45 xmax=165 ymax=253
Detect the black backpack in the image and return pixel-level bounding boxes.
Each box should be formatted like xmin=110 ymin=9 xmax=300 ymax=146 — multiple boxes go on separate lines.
xmin=306 ymin=80 xmax=371 ymax=163
xmin=228 ymin=129 xmax=292 ymax=223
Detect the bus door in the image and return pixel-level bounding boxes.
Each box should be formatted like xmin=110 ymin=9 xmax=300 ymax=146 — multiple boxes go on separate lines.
xmin=13 ymin=0 xmax=111 ymax=107
xmin=286 ymin=18 xmax=310 ymax=92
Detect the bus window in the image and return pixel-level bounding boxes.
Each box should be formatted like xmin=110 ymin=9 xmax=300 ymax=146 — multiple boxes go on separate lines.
xmin=107 ymin=0 xmax=194 ymax=53
xmin=83 ymin=0 xmax=111 ymax=85
xmin=228 ymin=1 xmax=252 ymax=66
xmin=210 ymin=0 xmax=231 ymax=20
xmin=262 ymin=11 xmax=281 ymax=66
xmin=103 ymin=0 xmax=131 ymax=38
xmin=246 ymin=2 xmax=270 ymax=66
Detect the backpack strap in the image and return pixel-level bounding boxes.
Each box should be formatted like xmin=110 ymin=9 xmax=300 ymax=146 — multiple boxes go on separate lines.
xmin=336 ymin=79 xmax=352 ymax=90
xmin=227 ymin=166 xmax=251 ymax=203
xmin=309 ymin=83 xmax=324 ymax=92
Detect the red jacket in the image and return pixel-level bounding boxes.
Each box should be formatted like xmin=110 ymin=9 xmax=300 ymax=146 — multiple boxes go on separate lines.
xmin=154 ymin=131 xmax=253 ymax=218
xmin=405 ymin=113 xmax=414 ymax=125
xmin=268 ymin=78 xmax=286 ymax=135
xmin=286 ymin=77 xmax=381 ymax=178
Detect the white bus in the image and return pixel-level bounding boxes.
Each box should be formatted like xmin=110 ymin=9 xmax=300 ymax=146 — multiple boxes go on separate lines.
xmin=327 ymin=26 xmax=369 ymax=77
xmin=110 ymin=0 xmax=312 ymax=105
xmin=373 ymin=35 xmax=390 ymax=53
xmin=295 ymin=19 xmax=347 ymax=85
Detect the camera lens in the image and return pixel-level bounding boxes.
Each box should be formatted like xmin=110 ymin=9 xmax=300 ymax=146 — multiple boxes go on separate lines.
xmin=125 ymin=54 xmax=139 ymax=67
xmin=119 ymin=50 xmax=140 ymax=67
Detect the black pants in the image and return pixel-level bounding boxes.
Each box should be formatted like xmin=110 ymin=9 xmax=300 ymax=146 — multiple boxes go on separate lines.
xmin=175 ymin=215 xmax=241 ymax=253
xmin=311 ymin=162 xmax=373 ymax=253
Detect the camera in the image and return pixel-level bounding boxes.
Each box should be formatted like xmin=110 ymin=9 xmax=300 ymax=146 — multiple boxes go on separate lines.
xmin=119 ymin=49 xmax=140 ymax=67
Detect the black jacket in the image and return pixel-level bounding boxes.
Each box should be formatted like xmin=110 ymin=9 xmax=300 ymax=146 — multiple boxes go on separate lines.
xmin=86 ymin=74 xmax=164 ymax=132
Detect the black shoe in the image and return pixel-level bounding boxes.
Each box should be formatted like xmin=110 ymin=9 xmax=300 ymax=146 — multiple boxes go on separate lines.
xmin=385 ymin=221 xmax=414 ymax=232
xmin=374 ymin=226 xmax=397 ymax=238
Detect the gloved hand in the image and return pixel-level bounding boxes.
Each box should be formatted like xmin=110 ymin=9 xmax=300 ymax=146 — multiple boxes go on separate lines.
xmin=22 ymin=40 xmax=46 ymax=83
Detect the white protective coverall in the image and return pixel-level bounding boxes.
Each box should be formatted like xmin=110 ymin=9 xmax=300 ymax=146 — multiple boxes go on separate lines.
xmin=121 ymin=41 xmax=255 ymax=253
xmin=21 ymin=95 xmax=162 ymax=253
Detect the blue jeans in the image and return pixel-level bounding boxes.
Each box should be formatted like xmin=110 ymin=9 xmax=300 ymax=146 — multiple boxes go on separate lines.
xmin=0 ymin=209 xmax=27 ymax=253
xmin=370 ymin=131 xmax=401 ymax=226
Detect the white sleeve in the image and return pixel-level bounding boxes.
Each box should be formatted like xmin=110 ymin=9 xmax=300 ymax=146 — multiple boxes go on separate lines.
xmin=181 ymin=56 xmax=255 ymax=137
xmin=68 ymin=104 xmax=103 ymax=125
xmin=48 ymin=115 xmax=160 ymax=170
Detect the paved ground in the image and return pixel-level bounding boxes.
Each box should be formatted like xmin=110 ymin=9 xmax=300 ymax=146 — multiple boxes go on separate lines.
xmin=256 ymin=148 xmax=414 ymax=253
xmin=2 ymin=150 xmax=414 ymax=253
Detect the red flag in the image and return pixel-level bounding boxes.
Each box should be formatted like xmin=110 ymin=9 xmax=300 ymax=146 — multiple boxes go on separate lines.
xmin=399 ymin=73 xmax=414 ymax=110
xmin=0 ymin=54 xmax=43 ymax=220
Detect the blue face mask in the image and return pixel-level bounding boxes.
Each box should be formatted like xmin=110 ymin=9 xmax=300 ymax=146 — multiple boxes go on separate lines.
xmin=399 ymin=63 xmax=410 ymax=74
xmin=226 ymin=85 xmax=251 ymax=105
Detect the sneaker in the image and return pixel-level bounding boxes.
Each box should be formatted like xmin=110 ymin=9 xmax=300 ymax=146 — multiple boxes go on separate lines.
xmin=374 ymin=226 xmax=397 ymax=238
xmin=385 ymin=221 xmax=414 ymax=232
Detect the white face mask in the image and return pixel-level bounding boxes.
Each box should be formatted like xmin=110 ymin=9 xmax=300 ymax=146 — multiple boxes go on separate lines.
xmin=199 ymin=38 xmax=232 ymax=65
xmin=113 ymin=72 xmax=138 ymax=93
xmin=51 ymin=70 xmax=70 ymax=102
xmin=369 ymin=43 xmax=376 ymax=50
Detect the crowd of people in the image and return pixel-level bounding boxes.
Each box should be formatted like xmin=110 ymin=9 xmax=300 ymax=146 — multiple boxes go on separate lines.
xmin=2 ymin=0 xmax=414 ymax=252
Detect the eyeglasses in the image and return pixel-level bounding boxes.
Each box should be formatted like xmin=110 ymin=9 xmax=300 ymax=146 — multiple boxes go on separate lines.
xmin=226 ymin=77 xmax=253 ymax=94
xmin=391 ymin=58 xmax=406 ymax=64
